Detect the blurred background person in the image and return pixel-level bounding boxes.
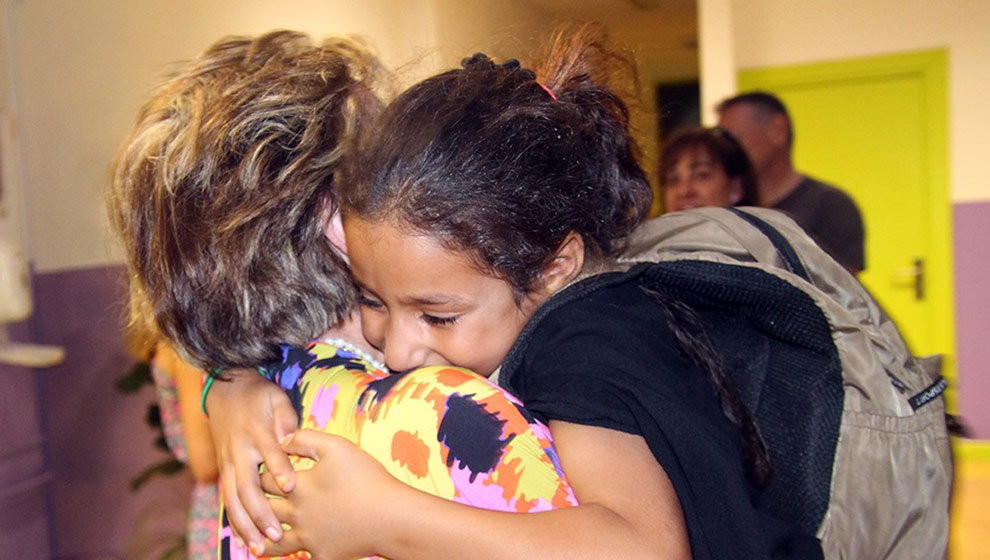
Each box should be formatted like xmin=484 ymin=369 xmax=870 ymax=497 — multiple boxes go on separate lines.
xmin=717 ymin=91 xmax=865 ymax=273
xmin=127 ymin=306 xmax=219 ymax=560
xmin=660 ymin=126 xmax=758 ymax=212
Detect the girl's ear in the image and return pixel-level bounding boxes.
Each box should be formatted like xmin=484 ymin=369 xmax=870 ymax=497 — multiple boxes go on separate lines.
xmin=324 ymin=209 xmax=348 ymax=255
xmin=537 ymin=232 xmax=585 ymax=296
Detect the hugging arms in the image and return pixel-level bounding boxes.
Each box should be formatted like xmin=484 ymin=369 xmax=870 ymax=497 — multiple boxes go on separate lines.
xmin=111 ymin=25 xmax=821 ymax=560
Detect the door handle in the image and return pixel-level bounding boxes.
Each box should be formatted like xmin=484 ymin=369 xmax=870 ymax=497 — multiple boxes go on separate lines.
xmin=893 ymin=258 xmax=924 ymax=300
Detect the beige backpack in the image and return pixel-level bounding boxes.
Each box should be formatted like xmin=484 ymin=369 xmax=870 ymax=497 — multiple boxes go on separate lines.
xmin=614 ymin=206 xmax=952 ymax=559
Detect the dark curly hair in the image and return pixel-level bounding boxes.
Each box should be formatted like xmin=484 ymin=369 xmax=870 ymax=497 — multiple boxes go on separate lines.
xmin=108 ymin=30 xmax=383 ymax=370
xmin=339 ymin=23 xmax=652 ymax=297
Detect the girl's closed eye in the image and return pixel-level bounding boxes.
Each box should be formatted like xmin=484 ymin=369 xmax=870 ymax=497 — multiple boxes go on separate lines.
xmin=421 ymin=312 xmax=460 ymax=327
xmin=357 ymin=293 xmax=384 ymax=309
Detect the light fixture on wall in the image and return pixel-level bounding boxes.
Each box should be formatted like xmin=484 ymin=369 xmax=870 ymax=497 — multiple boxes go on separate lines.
xmin=0 ymin=235 xmax=63 ymax=367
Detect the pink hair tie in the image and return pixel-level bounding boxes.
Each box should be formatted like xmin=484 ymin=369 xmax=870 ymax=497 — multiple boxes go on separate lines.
xmin=537 ymin=82 xmax=558 ymax=102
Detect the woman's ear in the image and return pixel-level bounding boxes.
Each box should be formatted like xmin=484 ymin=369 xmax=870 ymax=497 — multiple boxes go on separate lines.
xmin=537 ymin=232 xmax=585 ymax=296
xmin=769 ymin=113 xmax=790 ymax=149
xmin=729 ymin=178 xmax=743 ymax=205
xmin=324 ymin=209 xmax=348 ymax=255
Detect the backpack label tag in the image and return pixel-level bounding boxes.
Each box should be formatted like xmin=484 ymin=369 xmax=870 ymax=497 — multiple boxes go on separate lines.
xmin=909 ymin=376 xmax=948 ymax=410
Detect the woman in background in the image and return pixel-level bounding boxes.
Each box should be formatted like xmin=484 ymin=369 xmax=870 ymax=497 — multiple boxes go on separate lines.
xmin=128 ymin=313 xmax=219 ymax=560
xmin=660 ymin=126 xmax=758 ymax=212
xmin=109 ymin=30 xmax=577 ymax=559
xmin=150 ymin=342 xmax=219 ymax=559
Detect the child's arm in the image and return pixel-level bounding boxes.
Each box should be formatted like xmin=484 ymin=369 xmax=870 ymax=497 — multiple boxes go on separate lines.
xmin=160 ymin=345 xmax=218 ymax=483
xmin=205 ymin=370 xmax=299 ymax=547
xmin=263 ymin=422 xmax=689 ymax=560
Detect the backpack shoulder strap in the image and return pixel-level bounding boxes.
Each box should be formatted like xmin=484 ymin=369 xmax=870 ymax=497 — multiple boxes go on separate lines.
xmin=727 ymin=207 xmax=810 ymax=281
xmin=619 ymin=206 xmax=811 ymax=272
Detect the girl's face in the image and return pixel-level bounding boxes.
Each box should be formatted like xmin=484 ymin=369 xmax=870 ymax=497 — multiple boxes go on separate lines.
xmin=662 ymin=147 xmax=742 ymax=212
xmin=343 ymin=216 xmax=545 ymax=376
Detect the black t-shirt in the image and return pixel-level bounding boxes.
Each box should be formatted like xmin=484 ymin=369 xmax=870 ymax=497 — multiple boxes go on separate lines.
xmin=501 ymin=272 xmax=823 ymax=560
xmin=773 ymin=176 xmax=865 ymax=272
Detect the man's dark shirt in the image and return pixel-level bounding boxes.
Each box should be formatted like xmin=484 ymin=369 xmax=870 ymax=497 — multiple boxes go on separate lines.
xmin=773 ymin=176 xmax=865 ymax=272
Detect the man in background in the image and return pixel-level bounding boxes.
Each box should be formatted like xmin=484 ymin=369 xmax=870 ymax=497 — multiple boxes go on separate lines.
xmin=717 ymin=91 xmax=865 ymax=273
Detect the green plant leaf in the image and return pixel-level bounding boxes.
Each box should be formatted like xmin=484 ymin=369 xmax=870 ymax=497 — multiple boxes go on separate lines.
xmin=128 ymin=458 xmax=185 ymax=491
xmin=158 ymin=537 xmax=187 ymax=560
xmin=115 ymin=361 xmax=153 ymax=393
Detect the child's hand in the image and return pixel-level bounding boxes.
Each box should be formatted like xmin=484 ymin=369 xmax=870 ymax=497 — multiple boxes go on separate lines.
xmin=206 ymin=370 xmax=298 ymax=555
xmin=259 ymin=429 xmax=404 ymax=559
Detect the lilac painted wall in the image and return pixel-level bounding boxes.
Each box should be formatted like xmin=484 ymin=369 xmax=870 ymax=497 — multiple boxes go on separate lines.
xmin=0 ymin=321 xmax=51 ymax=557
xmin=31 ymin=265 xmax=191 ymax=558
xmin=954 ymin=201 xmax=990 ymax=439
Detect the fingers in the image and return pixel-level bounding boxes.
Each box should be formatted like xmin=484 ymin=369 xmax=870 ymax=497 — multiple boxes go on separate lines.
xmin=206 ymin=372 xmax=298 ymax=553
xmin=220 ymin=465 xmax=267 ymax=556
xmin=233 ymin=458 xmax=285 ymax=545
xmin=269 ymin=391 xmax=300 ymax=493
xmin=261 ymin=496 xmax=302 ymax=557
xmin=263 ymin=529 xmax=305 ymax=557
xmin=231 ymin=400 xmax=295 ymax=542
xmin=260 ymin=470 xmax=286 ymax=497
xmin=279 ymin=428 xmax=341 ymax=459
xmin=268 ymin=494 xmax=294 ymax=524
xmin=271 ymin=389 xmax=300 ymax=440
xmin=258 ymin=433 xmax=296 ymax=496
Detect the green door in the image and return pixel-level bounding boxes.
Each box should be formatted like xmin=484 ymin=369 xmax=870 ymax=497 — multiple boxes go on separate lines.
xmin=739 ymin=50 xmax=956 ymax=409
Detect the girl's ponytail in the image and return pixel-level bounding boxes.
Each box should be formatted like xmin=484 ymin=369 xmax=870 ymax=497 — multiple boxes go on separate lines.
xmin=341 ymin=23 xmax=652 ymax=294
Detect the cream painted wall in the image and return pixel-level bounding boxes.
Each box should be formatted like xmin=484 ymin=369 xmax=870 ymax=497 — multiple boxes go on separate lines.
xmin=5 ymin=0 xmax=673 ymax=274
xmin=700 ymin=0 xmax=990 ymax=203
xmin=430 ymin=0 xmax=553 ymax=68
xmin=4 ymin=0 xmax=443 ymax=273
xmin=697 ymin=0 xmax=734 ymax=126
xmin=0 ymin=2 xmax=29 ymax=252
xmin=3 ymin=0 xmax=566 ymax=273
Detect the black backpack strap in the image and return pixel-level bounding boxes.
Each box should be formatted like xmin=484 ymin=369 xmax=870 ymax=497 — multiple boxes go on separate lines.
xmin=728 ymin=208 xmax=810 ymax=282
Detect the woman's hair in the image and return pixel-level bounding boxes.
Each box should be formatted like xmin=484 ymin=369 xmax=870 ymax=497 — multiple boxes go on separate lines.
xmin=339 ymin=23 xmax=652 ymax=296
xmin=660 ymin=126 xmax=759 ymax=207
xmin=108 ymin=30 xmax=383 ymax=370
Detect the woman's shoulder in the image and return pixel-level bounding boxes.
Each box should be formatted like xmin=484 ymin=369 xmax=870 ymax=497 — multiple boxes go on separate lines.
xmin=261 ymin=338 xmax=387 ymax=390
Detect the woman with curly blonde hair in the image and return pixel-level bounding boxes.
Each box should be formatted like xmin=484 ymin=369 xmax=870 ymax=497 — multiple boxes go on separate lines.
xmin=109 ymin=30 xmax=576 ymax=559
